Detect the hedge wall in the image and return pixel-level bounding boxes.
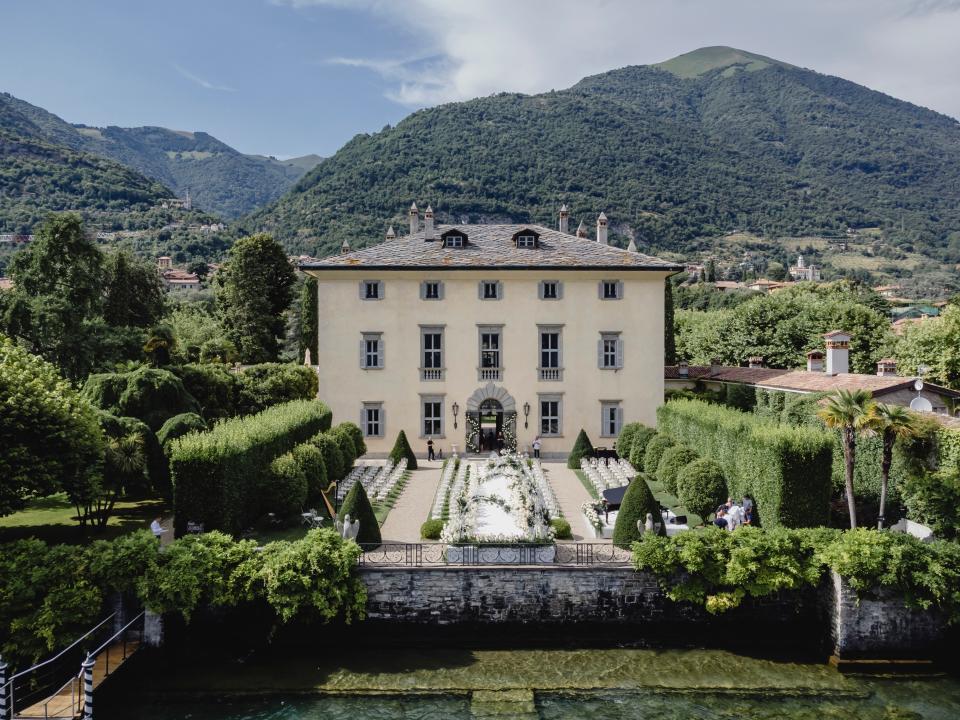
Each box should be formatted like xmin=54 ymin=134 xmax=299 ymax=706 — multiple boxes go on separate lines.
xmin=171 ymin=400 xmax=332 ymax=536
xmin=656 ymin=399 xmax=833 ymax=528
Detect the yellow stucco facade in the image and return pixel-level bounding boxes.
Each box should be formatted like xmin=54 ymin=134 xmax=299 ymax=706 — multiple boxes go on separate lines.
xmin=306 ymin=267 xmax=672 ymax=458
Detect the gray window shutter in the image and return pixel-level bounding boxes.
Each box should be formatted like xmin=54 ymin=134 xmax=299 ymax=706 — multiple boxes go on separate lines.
xmin=377 ymin=281 xmax=384 ymax=299
xmin=556 ymin=282 xmax=563 ymax=300
xmin=379 ymin=406 xmax=386 ymax=436
xmin=478 ymin=282 xmax=484 ymax=300
xmin=598 ymin=281 xmax=604 ymax=299
xmin=597 ymin=339 xmax=603 ymax=368
xmin=538 ymin=281 xmax=544 ymax=300
xmin=616 ymin=406 xmax=624 ymax=435
xmin=600 ymin=406 xmax=606 ymax=436
xmin=616 ymin=280 xmax=623 ymax=299
xmin=360 ymin=406 xmax=367 ymax=433
xmin=616 ymin=339 xmax=624 ymax=368
xmin=359 ymin=339 xmax=366 ymax=368
xmin=378 ymin=337 xmax=385 ymax=368
xmin=496 ymin=281 xmax=503 ymax=299
xmin=420 ymin=282 xmax=426 ymax=300
xmin=438 ymin=281 xmax=445 ymax=300
xmin=359 ymin=281 xmax=365 ymax=300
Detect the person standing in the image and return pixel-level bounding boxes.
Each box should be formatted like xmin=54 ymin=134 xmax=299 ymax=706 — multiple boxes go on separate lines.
xmin=150 ymin=516 xmax=166 ymax=543
xmin=427 ymin=438 xmax=435 ymax=461
xmin=532 ymin=436 xmax=541 ymax=459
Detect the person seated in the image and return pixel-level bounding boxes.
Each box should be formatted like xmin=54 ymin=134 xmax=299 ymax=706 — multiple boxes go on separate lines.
xmin=713 ymin=507 xmax=728 ymax=529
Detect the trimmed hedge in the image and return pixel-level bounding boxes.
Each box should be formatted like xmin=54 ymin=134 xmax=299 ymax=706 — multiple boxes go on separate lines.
xmin=171 ymin=399 xmax=332 ymax=536
xmin=82 ymin=367 xmax=201 ymax=431
xmin=339 ymin=421 xmax=367 ymax=458
xmin=389 ymin=430 xmax=417 ymax=470
xmin=550 ymin=518 xmax=573 ymax=540
xmin=657 ymin=399 xmax=833 ymax=528
xmin=265 ymin=452 xmax=308 ymax=518
xmin=291 ymin=442 xmax=327 ymax=500
xmin=656 ymin=445 xmax=700 ymax=495
xmin=643 ymin=433 xmax=676 ymax=475
xmin=157 ymin=412 xmax=207 ymax=449
xmin=310 ymin=433 xmax=346 ymax=482
xmin=338 ymin=481 xmax=381 ymax=546
xmin=421 ymin=519 xmax=444 ymax=540
xmin=677 ymin=458 xmax=728 ymax=520
xmin=612 ymin=476 xmax=661 ymax=548
xmin=330 ymin=424 xmax=358 ymax=467
xmin=616 ymin=423 xmax=643 ymax=458
xmin=568 ymin=429 xmax=594 ymax=469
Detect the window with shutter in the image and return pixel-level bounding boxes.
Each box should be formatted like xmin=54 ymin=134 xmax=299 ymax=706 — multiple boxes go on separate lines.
xmin=362 ymin=403 xmax=384 ymax=437
xmin=599 ymin=332 xmax=621 ymax=369
xmin=361 ymin=333 xmax=383 ymax=369
xmin=421 ymin=280 xmax=442 ymax=300
xmin=600 ymin=280 xmax=621 ymax=300
xmin=360 ymin=280 xmax=383 ymax=300
xmin=599 ymin=402 xmax=622 ymax=437
xmin=540 ymin=280 xmax=560 ymax=300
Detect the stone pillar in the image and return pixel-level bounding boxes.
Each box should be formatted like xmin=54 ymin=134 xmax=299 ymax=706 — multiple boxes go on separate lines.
xmin=82 ymin=654 xmax=95 ymax=719
xmin=143 ymin=611 xmax=165 ymax=648
xmin=0 ymin=655 xmax=9 ymax=720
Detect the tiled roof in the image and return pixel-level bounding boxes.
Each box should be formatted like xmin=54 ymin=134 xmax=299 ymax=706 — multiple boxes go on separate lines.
xmin=664 ymin=364 xmax=960 ymax=399
xmin=299 ymin=224 xmax=681 ymax=271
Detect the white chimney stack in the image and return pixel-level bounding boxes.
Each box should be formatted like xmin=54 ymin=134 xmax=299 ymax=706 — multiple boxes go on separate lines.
xmin=597 ymin=212 xmax=608 ymax=245
xmin=678 ymin=360 xmax=689 ymax=378
xmin=385 ymin=225 xmax=396 ymax=240
xmin=806 ymin=350 xmax=824 ymax=373
xmin=409 ymin=202 xmax=419 ymax=236
xmin=559 ymin=204 xmax=569 ymax=234
xmin=576 ymin=220 xmax=587 ymax=238
xmin=340 ymin=239 xmax=351 ymax=254
xmin=877 ymin=358 xmax=897 ymax=377
xmin=424 ymin=205 xmax=434 ymax=241
xmin=823 ymin=331 xmax=851 ymax=375
xmin=627 ymin=237 xmax=638 ymax=253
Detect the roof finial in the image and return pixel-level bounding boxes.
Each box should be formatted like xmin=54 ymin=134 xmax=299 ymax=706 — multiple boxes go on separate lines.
xmin=627 ymin=237 xmax=638 ymax=253
xmin=386 ymin=225 xmax=396 ymax=240
xmin=340 ymin=239 xmax=351 ymax=254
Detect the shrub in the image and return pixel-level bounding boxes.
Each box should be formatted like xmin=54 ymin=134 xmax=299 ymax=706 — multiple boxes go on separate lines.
xmin=420 ymin=519 xmax=445 ymax=540
xmin=657 ymin=399 xmax=833 ymax=528
xmin=567 ymin=429 xmax=594 ymax=469
xmin=157 ymin=412 xmax=207 ymax=449
xmin=171 ymin=363 xmax=238 ymax=421
xmin=170 ymin=400 xmax=332 ymax=535
xmin=338 ymin=421 xmax=367 ymax=458
xmin=900 ymin=470 xmax=960 ymax=539
xmin=643 ymin=433 xmax=676 ymax=475
xmin=389 ymin=430 xmax=418 ymax=470
xmin=237 ymin=363 xmax=318 ymax=415
xmin=82 ymin=366 xmax=201 ymax=431
xmin=97 ymin=412 xmax=169 ymax=499
xmin=626 ymin=426 xmax=657 ymax=470
xmin=311 ymin=432 xmax=345 ymax=482
xmin=338 ymin=481 xmax=381 ymax=546
xmin=550 ymin=517 xmax=573 ymax=540
xmin=676 ymin=458 xmax=728 ymax=520
xmin=612 ymin=477 xmax=661 ymax=548
xmin=616 ymin=422 xmax=643 ymax=458
xmin=331 ymin=426 xmax=357 ymax=468
xmin=657 ymin=445 xmax=700 ymax=495
xmin=265 ymin=452 xmax=308 ymax=518
xmin=291 ymin=443 xmax=328 ymax=500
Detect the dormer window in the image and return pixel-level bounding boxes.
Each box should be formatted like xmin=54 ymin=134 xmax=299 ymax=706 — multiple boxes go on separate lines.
xmin=512 ymin=228 xmax=540 ymax=248
xmin=441 ymin=230 xmax=467 ymax=248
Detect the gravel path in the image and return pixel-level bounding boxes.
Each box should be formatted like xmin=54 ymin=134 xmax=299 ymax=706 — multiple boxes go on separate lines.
xmin=378 ymin=460 xmax=444 ymax=542
xmin=539 ymin=462 xmax=601 ymax=541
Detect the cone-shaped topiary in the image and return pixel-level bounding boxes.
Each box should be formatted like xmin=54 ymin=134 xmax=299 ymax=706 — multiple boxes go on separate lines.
xmin=389 ymin=430 xmax=417 ymax=469
xmin=677 ymin=458 xmax=728 ymax=521
xmin=338 ymin=480 xmax=381 ymax=546
xmin=612 ymin=476 xmax=661 ymax=548
xmin=310 ymin=432 xmax=344 ymax=481
xmin=567 ymin=429 xmax=594 ymax=469
xmin=643 ymin=433 xmax=675 ymax=475
xmin=628 ymin=427 xmax=657 ymax=470
xmin=657 ymin=445 xmax=700 ymax=495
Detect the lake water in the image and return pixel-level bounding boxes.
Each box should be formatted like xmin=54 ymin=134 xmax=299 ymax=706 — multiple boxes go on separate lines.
xmin=99 ymin=646 xmax=960 ymax=719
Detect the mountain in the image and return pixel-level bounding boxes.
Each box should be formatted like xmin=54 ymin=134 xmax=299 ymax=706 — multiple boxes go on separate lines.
xmin=250 ymin=46 xmax=960 ymax=280
xmin=0 ymin=93 xmax=323 ymax=219
xmin=0 ymin=96 xmax=173 ymax=233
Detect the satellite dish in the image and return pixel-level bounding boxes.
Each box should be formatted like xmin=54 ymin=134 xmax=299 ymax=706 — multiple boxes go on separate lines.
xmin=910 ymin=396 xmax=933 ymax=413
xmin=914 ymin=378 xmax=924 ymax=392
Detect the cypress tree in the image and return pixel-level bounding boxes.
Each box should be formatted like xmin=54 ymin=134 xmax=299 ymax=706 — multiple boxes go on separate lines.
xmin=389 ymin=430 xmax=417 ymax=469
xmin=338 ymin=481 xmax=381 ymax=546
xmin=567 ymin=429 xmax=594 ymax=469
xmin=612 ymin=477 xmax=661 ymax=549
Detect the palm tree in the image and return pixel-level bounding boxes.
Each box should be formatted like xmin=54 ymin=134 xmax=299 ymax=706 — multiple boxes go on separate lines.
xmin=818 ymin=389 xmax=875 ymax=529
xmin=95 ymin=432 xmax=146 ymax=527
xmin=863 ymin=403 xmax=917 ymax=530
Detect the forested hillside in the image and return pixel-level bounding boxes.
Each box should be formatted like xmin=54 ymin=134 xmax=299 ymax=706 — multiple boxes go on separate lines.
xmin=251 ymin=47 xmax=960 ymax=266
xmin=0 ymin=93 xmax=322 ymax=219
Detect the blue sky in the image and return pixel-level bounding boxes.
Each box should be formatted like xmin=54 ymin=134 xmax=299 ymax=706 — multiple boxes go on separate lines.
xmin=2 ymin=1 xmax=959 ymax=159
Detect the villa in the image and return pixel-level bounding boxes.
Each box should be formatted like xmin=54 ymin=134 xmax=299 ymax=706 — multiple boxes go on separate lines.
xmin=300 ymin=204 xmax=681 ymax=457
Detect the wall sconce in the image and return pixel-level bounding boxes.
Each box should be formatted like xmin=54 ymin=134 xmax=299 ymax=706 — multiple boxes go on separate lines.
xmin=523 ymin=401 xmax=530 ymax=429
xmin=452 ymin=401 xmax=460 ymax=429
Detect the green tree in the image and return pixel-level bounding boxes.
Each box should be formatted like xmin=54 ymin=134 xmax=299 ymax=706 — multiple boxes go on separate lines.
xmin=143 ymin=324 xmax=176 ymax=366
xmin=0 ymin=334 xmax=104 ymax=515
xmin=895 ymin=305 xmax=960 ymax=389
xmin=168 ymin=304 xmax=225 ymax=364
xmin=676 ymin=458 xmax=727 ymax=520
xmin=1 ymin=214 xmax=105 ymax=378
xmin=612 ymin=477 xmax=660 ymax=548
xmin=664 ymin=280 xmax=676 ymax=365
xmin=298 ymin=276 xmax=319 ymax=364
xmin=389 ymin=429 xmax=418 ymax=470
xmin=102 ymin=249 xmax=166 ymax=328
xmin=215 ymin=233 xmax=295 ymax=363
xmin=82 ymin=366 xmax=201 ymax=431
xmin=338 ymin=481 xmax=381 ymax=546
xmin=157 ymin=412 xmax=207 ymax=449
xmin=567 ymin=429 xmax=594 ymax=469
xmin=818 ymin=389 xmax=874 ymax=528
xmin=705 ymin=259 xmax=717 ymax=283
xmin=863 ymin=404 xmax=919 ymax=529
xmin=187 ymin=260 xmax=210 ymax=281
xmin=311 ymin=433 xmax=345 ymax=481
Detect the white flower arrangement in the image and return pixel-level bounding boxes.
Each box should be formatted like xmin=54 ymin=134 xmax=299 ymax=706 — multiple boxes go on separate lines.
xmin=581 ymin=501 xmax=603 ymax=532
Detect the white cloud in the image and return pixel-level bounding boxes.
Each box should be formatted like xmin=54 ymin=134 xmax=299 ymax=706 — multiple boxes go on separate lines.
xmin=172 ymin=64 xmax=237 ymax=93
xmin=278 ymin=0 xmax=960 ymax=118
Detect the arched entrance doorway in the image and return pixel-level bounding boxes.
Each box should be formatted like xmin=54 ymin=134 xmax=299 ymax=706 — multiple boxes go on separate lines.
xmin=465 ymin=383 xmax=517 ymax=454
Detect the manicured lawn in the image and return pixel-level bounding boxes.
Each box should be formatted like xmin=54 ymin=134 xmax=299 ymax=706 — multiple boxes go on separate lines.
xmin=574 ymin=470 xmax=599 ymax=500
xmin=0 ymin=493 xmax=167 ymax=544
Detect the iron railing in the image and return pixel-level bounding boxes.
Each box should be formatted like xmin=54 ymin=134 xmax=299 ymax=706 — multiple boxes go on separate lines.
xmin=357 ymin=542 xmax=633 ymax=567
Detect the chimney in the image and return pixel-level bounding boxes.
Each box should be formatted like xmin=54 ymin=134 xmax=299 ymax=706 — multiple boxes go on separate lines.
xmin=710 ymin=357 xmax=723 ymax=376
xmin=823 ymin=330 xmax=851 ymax=375
xmin=385 ymin=225 xmax=396 ymax=240
xmin=597 ymin=212 xmax=608 ymax=245
xmin=877 ymin=358 xmax=897 ymax=377
xmin=409 ymin=202 xmax=419 ymax=236
xmin=340 ymin=239 xmax=351 ymax=254
xmin=627 ymin=237 xmax=638 ymax=253
xmin=678 ymin=360 xmax=689 ymax=378
xmin=559 ymin=204 xmax=569 ymax=234
xmin=576 ymin=220 xmax=588 ymax=238
xmin=806 ymin=350 xmax=824 ymax=373
xmin=748 ymin=356 xmax=764 ymax=369
xmin=424 ymin=205 xmax=434 ymax=241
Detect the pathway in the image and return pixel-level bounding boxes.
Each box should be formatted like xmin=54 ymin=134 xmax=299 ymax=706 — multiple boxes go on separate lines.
xmin=539 ymin=462 xmax=600 ymax=542
xmin=378 ymin=460 xmax=443 ymax=542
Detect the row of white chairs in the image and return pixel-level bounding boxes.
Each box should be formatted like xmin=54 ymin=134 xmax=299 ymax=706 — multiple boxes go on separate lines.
xmin=372 ymin=458 xmax=408 ymax=502
xmin=529 ymin=461 xmax=561 ymax=518
xmin=431 ymin=458 xmax=459 ymax=519
xmin=579 ymin=456 xmax=637 ymax=496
